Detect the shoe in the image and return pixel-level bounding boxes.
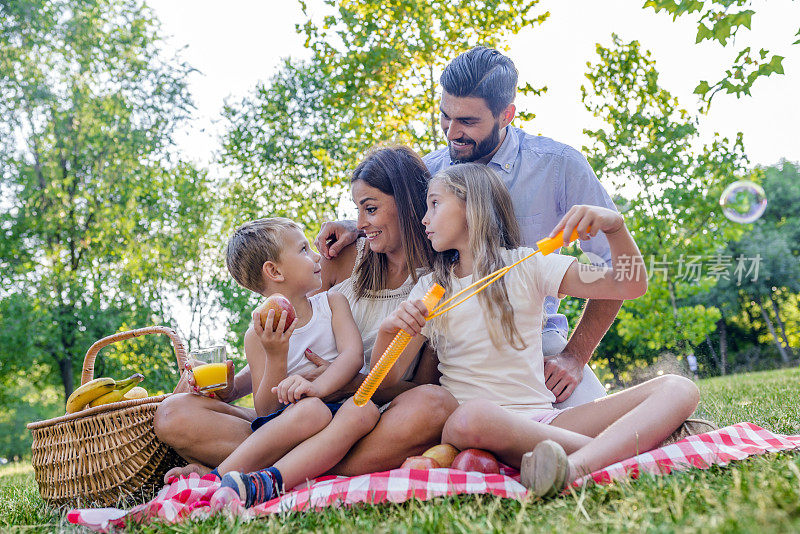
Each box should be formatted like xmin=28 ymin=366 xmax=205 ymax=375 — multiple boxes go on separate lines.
xmin=659 ymin=418 xmax=719 ymax=447
xmin=520 ymin=439 xmax=569 ymax=498
xmin=218 ymin=468 xmax=280 ymax=508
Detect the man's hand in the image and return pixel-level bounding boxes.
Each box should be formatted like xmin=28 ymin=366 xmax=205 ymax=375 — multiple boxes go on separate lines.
xmin=298 ymin=348 xmax=332 ymax=381
xmin=272 ymin=374 xmax=319 ymax=404
xmin=543 ymin=352 xmax=585 ymax=403
xmin=314 ymin=220 xmax=359 ymax=259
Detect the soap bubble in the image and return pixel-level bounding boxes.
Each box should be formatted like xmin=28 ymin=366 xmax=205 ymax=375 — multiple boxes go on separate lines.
xmin=720 ymin=180 xmax=767 ymax=224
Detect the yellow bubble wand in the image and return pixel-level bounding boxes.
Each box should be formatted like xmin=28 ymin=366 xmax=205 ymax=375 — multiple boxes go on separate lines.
xmin=353 ymin=228 xmax=584 ymax=407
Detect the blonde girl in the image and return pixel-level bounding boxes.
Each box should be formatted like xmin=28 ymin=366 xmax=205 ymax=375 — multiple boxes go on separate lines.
xmin=374 ymin=163 xmax=699 ymax=497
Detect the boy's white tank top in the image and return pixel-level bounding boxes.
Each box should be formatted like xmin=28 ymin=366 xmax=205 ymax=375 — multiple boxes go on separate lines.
xmin=286 ymin=292 xmax=339 ymax=376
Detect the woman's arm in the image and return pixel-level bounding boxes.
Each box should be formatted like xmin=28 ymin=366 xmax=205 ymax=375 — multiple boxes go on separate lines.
xmin=555 ymin=205 xmax=648 ymax=300
xmin=302 ymin=292 xmax=364 ymax=397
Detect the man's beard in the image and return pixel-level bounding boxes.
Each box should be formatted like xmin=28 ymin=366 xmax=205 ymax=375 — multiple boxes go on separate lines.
xmin=448 ymin=122 xmax=501 ymax=163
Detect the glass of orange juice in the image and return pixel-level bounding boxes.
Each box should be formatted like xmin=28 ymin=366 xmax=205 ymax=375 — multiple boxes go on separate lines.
xmin=189 ymin=345 xmax=228 ymax=393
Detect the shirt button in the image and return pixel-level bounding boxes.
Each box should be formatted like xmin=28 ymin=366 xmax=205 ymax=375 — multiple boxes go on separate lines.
xmin=504 ymin=163 xmax=510 ymax=169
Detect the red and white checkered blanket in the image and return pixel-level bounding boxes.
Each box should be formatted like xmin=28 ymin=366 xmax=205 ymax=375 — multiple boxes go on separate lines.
xmin=67 ymin=423 xmax=800 ymax=532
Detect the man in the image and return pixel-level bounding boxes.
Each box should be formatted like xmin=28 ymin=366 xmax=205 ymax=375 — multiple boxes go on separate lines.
xmin=318 ymin=46 xmax=618 ymax=407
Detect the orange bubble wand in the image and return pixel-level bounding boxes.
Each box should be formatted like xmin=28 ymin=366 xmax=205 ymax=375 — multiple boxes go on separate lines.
xmin=353 ymin=228 xmax=583 ymax=407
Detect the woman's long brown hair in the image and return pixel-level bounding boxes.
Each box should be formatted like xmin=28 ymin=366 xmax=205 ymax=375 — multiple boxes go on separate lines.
xmin=351 ymin=146 xmax=435 ymax=298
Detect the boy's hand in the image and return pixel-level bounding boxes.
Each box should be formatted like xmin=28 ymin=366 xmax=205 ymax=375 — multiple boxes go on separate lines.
xmin=380 ymin=299 xmax=428 ymax=338
xmin=272 ymin=374 xmax=318 ymax=404
xmin=252 ymin=307 xmax=297 ymax=355
xmin=550 ymin=205 xmax=624 ymax=245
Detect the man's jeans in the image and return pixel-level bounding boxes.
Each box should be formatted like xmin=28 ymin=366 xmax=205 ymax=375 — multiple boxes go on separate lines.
xmin=542 ymin=331 xmax=607 ymax=409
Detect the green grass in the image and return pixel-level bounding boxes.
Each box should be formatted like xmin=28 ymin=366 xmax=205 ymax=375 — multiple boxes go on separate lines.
xmin=3 ymin=368 xmax=799 ymax=533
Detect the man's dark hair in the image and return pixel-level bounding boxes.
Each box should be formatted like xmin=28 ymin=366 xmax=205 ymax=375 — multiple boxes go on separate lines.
xmin=440 ymin=46 xmax=518 ymax=116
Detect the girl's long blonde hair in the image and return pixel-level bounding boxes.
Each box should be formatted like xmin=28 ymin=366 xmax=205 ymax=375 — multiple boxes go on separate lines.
xmin=429 ymin=163 xmax=526 ymax=350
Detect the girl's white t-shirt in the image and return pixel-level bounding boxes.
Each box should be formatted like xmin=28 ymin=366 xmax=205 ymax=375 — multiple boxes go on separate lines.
xmin=285 ymin=292 xmax=340 ymax=376
xmin=407 ymin=247 xmax=576 ymax=416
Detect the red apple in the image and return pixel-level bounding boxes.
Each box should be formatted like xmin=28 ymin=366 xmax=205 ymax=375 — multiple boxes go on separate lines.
xmin=422 ymin=443 xmax=460 ymax=468
xmin=400 ymin=455 xmax=440 ymax=470
xmin=450 ymin=448 xmax=501 ymax=474
xmin=257 ymin=293 xmax=296 ymax=332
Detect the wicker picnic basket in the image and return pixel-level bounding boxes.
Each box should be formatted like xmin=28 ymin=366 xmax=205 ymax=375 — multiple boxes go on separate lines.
xmin=27 ymin=326 xmax=187 ymax=507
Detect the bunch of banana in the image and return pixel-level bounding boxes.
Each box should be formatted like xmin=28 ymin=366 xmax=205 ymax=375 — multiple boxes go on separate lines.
xmin=65 ymin=373 xmax=145 ymax=413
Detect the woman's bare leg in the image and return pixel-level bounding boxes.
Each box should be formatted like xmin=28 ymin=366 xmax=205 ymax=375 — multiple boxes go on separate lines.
xmin=154 ymin=393 xmax=255 ymax=466
xmin=329 ymin=385 xmax=459 ymax=475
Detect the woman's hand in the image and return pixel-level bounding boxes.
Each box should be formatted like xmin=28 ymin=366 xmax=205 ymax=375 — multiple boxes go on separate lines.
xmin=271 ymin=374 xmax=319 ymax=404
xmin=549 ymin=205 xmax=624 ymax=245
xmin=298 ymin=348 xmax=331 ymax=381
xmin=380 ymin=299 xmax=429 ymax=337
xmin=252 ymin=307 xmax=298 ymax=355
xmin=181 ymin=360 xmax=237 ymax=402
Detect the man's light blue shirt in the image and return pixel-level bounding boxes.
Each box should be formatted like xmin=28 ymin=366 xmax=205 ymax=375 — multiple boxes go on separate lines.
xmin=423 ymin=125 xmax=617 ymax=338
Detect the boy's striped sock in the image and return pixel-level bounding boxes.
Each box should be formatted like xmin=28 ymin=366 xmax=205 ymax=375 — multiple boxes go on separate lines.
xmin=219 ymin=467 xmax=283 ymax=508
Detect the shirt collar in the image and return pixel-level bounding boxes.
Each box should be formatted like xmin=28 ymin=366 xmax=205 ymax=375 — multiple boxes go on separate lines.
xmin=488 ymin=126 xmax=518 ymax=174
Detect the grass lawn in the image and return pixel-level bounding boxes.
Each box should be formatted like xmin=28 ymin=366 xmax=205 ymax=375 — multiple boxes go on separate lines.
xmin=2 ymin=368 xmax=799 ymax=533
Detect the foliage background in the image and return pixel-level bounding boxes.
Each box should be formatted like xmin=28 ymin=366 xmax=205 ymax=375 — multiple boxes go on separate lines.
xmin=0 ymin=0 xmax=797 ymax=459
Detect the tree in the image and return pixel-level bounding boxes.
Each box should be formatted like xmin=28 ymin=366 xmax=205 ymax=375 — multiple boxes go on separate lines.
xmin=0 ymin=0 xmax=214 ymax=401
xmin=218 ymin=0 xmax=550 ymax=252
xmin=582 ymin=35 xmax=748 ymax=368
xmin=643 ymin=0 xmax=797 ymax=110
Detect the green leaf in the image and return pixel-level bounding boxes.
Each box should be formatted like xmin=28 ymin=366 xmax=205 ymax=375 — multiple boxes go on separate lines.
xmin=694 ymin=80 xmax=711 ymax=96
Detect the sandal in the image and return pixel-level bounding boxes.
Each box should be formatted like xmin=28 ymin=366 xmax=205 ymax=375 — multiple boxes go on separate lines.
xmin=659 ymin=417 xmax=719 ymax=447
xmin=520 ymin=439 xmax=569 ymax=498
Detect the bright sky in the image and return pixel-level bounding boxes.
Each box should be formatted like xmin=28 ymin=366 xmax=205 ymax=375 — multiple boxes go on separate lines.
xmin=148 ymin=0 xmax=799 ymax=173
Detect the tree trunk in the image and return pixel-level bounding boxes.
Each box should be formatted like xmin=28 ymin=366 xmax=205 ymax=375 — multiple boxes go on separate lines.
xmin=718 ymin=319 xmax=727 ymax=376
xmin=59 ymin=357 xmax=74 ymax=400
xmin=706 ymin=330 xmax=726 ymax=376
xmin=428 ymin=62 xmax=439 ymax=150
xmin=756 ymin=295 xmax=790 ymax=364
xmin=769 ymin=292 xmax=792 ymax=354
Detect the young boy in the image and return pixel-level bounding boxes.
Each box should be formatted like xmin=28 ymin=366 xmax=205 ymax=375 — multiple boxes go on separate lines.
xmin=213 ymin=217 xmax=379 ymax=507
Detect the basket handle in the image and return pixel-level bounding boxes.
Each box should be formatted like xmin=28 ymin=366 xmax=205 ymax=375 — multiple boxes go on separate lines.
xmin=81 ymin=326 xmax=187 ymax=385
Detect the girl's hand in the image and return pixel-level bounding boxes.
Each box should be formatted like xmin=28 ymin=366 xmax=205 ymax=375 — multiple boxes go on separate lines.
xmin=271 ymin=374 xmax=318 ymax=404
xmin=380 ymin=300 xmax=428 ymax=337
xmin=550 ymin=205 xmax=625 ymax=245
xmin=252 ymin=307 xmax=297 ymax=355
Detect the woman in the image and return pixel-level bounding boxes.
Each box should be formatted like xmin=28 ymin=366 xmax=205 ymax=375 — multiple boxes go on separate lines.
xmin=154 ymin=146 xmax=458 ymax=478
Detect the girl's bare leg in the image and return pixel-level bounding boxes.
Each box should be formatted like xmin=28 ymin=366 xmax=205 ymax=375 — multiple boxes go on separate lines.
xmin=217 ymin=397 xmax=334 ymax=475
xmin=442 ymin=400 xmax=593 ymax=467
xmin=550 ymin=374 xmax=700 ymax=478
xmin=441 ymin=375 xmax=699 ymax=476
xmin=274 ymin=399 xmax=380 ymax=490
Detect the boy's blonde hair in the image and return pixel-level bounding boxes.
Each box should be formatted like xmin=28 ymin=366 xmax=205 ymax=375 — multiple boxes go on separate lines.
xmin=429 ymin=164 xmax=525 ymax=350
xmin=226 ymin=217 xmax=301 ymax=293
